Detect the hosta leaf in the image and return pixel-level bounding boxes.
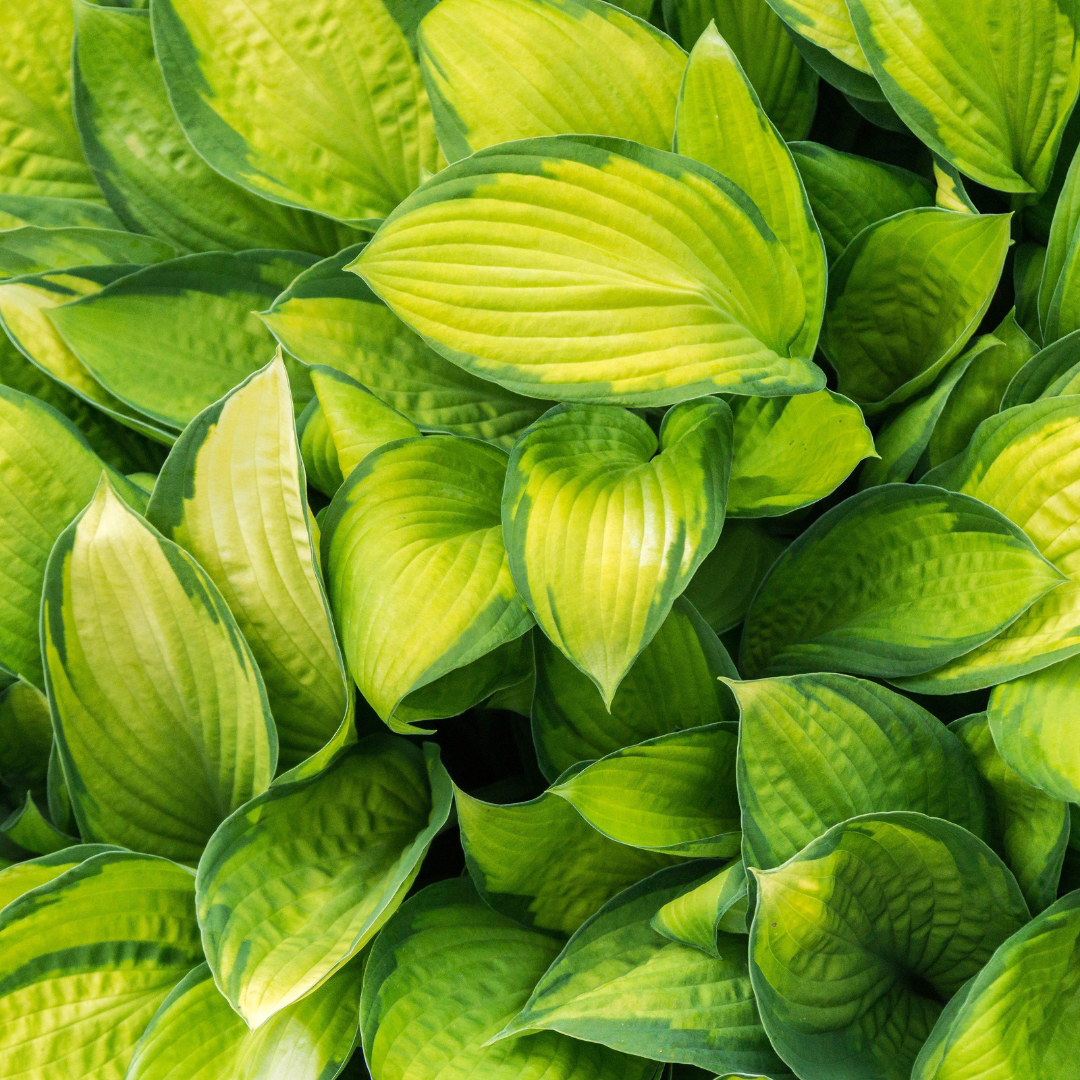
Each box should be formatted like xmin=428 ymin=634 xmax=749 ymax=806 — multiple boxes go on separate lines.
xmin=1040 ymin=139 xmax=1080 ymax=342
xmin=684 ymin=521 xmax=787 ymax=634
xmin=858 ymin=341 xmax=987 ymax=489
xmin=0 ymin=194 xmax=121 ymax=231
xmin=147 ymin=358 xmax=351 ymax=772
xmin=1015 ymin=243 xmax=1048 ymax=342
xmin=789 ymin=142 xmax=934 ymax=264
xmin=532 ymin=597 xmax=738 ymax=780
xmin=848 ymin=0 xmax=1080 ymax=195
xmin=988 ymin=654 xmax=1080 ymax=803
xmin=740 ymin=484 xmax=1064 ymax=679
xmin=821 ymin=208 xmax=1012 ymax=413
xmin=0 ymin=791 xmax=76 ymax=857
xmin=730 ymin=674 xmax=990 ymax=871
xmin=662 ymin=0 xmax=818 ymax=140
xmin=760 ymin=0 xmax=881 ymax=100
xmin=675 ymin=23 xmax=826 ymax=358
xmin=352 ymin=136 xmax=825 ymax=406
xmin=0 ymin=225 xmax=175 ymax=279
xmin=361 ymin=877 xmax=657 ymax=1080
xmin=261 ymin=245 xmax=552 ymax=447
xmin=505 ymin=401 xmax=731 ymax=705
xmin=651 ymin=859 xmax=750 ymax=952
xmin=0 ymin=677 xmax=51 ymax=797
xmin=912 ymin=889 xmax=1080 ymax=1080
xmin=418 ymin=0 xmax=686 ymax=161
xmin=949 ymin=712 xmax=1069 ymax=913
xmin=749 ymin=813 xmax=1030 ymax=1080
xmin=0 ymin=850 xmax=204 ymax=1080
xmin=932 ymin=155 xmax=978 ymax=214
xmin=71 ymin=0 xmax=360 ymax=256
xmin=0 ymin=1 xmax=99 ymax=201
xmin=0 ymin=386 xmax=145 ymax=686
xmin=497 ymin=862 xmax=789 ymax=1077
xmin=550 ymin=724 xmax=741 ymax=857
xmin=322 ymin=434 xmax=532 ymax=727
xmin=922 ymin=313 xmax=1037 ymax=470
xmin=0 ymin=843 xmax=118 ymax=913
xmin=47 ymin=249 xmax=316 ymax=432
xmin=197 ymin=737 xmax=451 ymax=1029
xmin=127 ymin=959 xmax=363 ymax=1080
xmin=42 ymin=478 xmax=276 ymax=862
xmin=908 ymin=398 xmax=1080 ymax=691
xmin=0 ymin=265 xmax=176 ymax=443
xmin=456 ymin=782 xmax=676 ymax=937
xmin=152 ymin=0 xmax=439 ymax=226
xmin=298 ymin=365 xmax=419 ymax=497
xmin=728 ymin=391 xmax=874 ymax=515
xmin=998 ymin=328 xmax=1080 ymax=409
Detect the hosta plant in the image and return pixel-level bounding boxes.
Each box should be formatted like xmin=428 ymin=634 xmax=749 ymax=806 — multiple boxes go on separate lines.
xmin=3 ymin=0 xmax=1080 ymax=1078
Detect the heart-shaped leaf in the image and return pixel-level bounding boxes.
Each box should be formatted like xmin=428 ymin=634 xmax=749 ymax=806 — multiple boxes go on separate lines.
xmin=47 ymin=250 xmax=316 ymax=432
xmin=147 ymin=357 xmax=352 ymax=772
xmin=663 ymin=0 xmax=818 ymax=140
xmin=0 ymin=850 xmax=204 ymax=1080
xmin=0 ymin=386 xmax=146 ymax=686
xmin=456 ymin=782 xmax=676 ymax=937
xmin=789 ymin=142 xmax=934 ymax=263
xmin=152 ymin=0 xmax=439 ymax=226
xmin=821 ymin=208 xmax=1012 ymax=413
xmin=261 ymin=245 xmax=552 ymax=447
xmin=197 ymin=736 xmax=451 ymax=1029
xmin=0 ymin=265 xmax=175 ymax=442
xmin=361 ymin=877 xmax=657 ymax=1080
xmin=533 ymin=596 xmax=738 ymax=780
xmin=496 ymin=862 xmax=790 ymax=1077
xmin=651 ymin=859 xmax=750 ymax=951
xmin=749 ymin=813 xmax=1030 ymax=1080
xmin=0 ymin=2 xmax=99 ymax=201
xmin=352 ymin=136 xmax=826 ymax=406
xmin=550 ymin=723 xmax=741 ymax=858
xmin=949 ymin=712 xmax=1069 ymax=913
xmin=298 ymin=365 xmax=419 ymax=497
xmin=730 ymin=673 xmax=990 ymax=871
xmin=71 ymin=0 xmax=359 ymax=256
xmin=676 ymin=22 xmax=826 ymax=358
xmin=505 ymin=400 xmax=732 ymax=704
xmin=912 ymin=889 xmax=1080 ymax=1080
xmin=322 ymin=433 xmax=532 ymax=727
xmin=848 ymin=0 xmax=1080 ymax=195
xmin=728 ymin=390 xmax=874 ymax=515
xmin=418 ymin=0 xmax=686 ymax=161
xmin=684 ymin=521 xmax=787 ymax=634
xmin=0 ymin=225 xmax=174 ymax=279
xmin=907 ymin=398 xmax=1080 ymax=691
xmin=43 ymin=477 xmax=276 ymax=861
xmin=740 ymin=484 xmax=1064 ymax=679
xmin=127 ymin=959 xmax=363 ymax=1080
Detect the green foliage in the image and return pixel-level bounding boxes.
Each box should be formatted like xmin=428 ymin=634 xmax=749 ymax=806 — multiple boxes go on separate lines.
xmin=3 ymin=2 xmax=1080 ymax=1078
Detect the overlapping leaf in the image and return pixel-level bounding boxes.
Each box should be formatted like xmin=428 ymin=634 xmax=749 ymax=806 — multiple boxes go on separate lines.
xmin=197 ymin=736 xmax=451 ymax=1028
xmin=651 ymin=858 xmax=750 ymax=951
xmin=43 ymin=478 xmax=276 ymax=861
xmin=505 ymin=401 xmax=731 ymax=704
xmin=152 ymin=0 xmax=439 ymax=225
xmin=147 ymin=358 xmax=351 ymax=771
xmin=532 ymin=597 xmax=738 ymax=779
xmin=418 ymin=0 xmax=687 ymax=160
xmin=740 ymin=484 xmax=1063 ymax=679
xmin=0 ymin=224 xmax=174 ymax=278
xmin=361 ymin=877 xmax=657 ymax=1080
xmin=322 ymin=433 xmax=532 ymax=727
xmin=999 ymin=329 xmax=1080 ymax=409
xmin=352 ymin=136 xmax=825 ymax=405
xmin=749 ymin=813 xmax=1030 ymax=1080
